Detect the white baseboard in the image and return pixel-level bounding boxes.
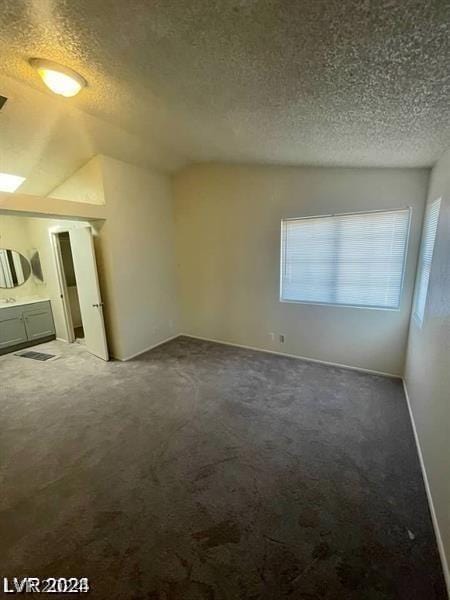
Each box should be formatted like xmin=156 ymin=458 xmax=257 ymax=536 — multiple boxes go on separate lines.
xmin=114 ymin=334 xmax=180 ymax=361
xmin=180 ymin=333 xmax=400 ymax=378
xmin=402 ymin=380 xmax=450 ymax=593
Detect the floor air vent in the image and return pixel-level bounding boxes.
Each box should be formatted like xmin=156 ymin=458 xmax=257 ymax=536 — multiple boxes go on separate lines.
xmin=15 ymin=351 xmax=56 ymax=361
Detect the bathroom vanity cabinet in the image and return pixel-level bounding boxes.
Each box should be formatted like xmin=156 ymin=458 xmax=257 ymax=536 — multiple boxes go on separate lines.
xmin=0 ymin=300 xmax=55 ymax=354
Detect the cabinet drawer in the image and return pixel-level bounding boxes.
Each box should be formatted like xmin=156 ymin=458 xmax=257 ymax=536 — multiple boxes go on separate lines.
xmin=0 ymin=305 xmax=24 ymax=322
xmin=22 ymin=301 xmax=52 ymax=314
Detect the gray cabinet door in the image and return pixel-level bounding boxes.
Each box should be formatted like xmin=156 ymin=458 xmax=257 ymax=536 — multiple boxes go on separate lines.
xmin=23 ymin=305 xmax=56 ymax=341
xmin=0 ymin=312 xmax=28 ymax=349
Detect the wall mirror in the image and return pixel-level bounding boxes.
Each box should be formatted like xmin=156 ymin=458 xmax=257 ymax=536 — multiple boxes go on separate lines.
xmin=0 ymin=248 xmax=32 ymax=288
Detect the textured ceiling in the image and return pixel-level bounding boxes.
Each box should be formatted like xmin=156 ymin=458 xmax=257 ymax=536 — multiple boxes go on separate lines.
xmin=1 ymin=0 xmax=449 ymax=193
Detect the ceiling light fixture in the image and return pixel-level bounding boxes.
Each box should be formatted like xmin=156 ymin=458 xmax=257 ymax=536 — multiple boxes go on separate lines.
xmin=0 ymin=173 xmax=26 ymax=193
xmin=29 ymin=58 xmax=87 ymax=97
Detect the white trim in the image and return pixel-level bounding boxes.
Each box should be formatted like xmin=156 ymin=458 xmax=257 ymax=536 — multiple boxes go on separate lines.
xmin=114 ymin=335 xmax=180 ymax=361
xmin=281 ymin=206 xmax=412 ymax=222
xmin=279 ymin=298 xmax=401 ymax=312
xmin=180 ymin=333 xmax=400 ymax=378
xmin=402 ymin=379 xmax=450 ymax=593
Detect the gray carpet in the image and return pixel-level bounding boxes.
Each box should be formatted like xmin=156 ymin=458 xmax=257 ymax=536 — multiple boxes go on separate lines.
xmin=0 ymin=336 xmax=447 ymax=599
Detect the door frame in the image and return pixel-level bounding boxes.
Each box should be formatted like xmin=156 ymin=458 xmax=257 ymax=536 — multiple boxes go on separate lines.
xmin=49 ymin=229 xmax=76 ymax=343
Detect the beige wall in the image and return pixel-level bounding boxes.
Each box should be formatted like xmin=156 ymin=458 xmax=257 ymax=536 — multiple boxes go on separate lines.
xmin=98 ymin=156 xmax=179 ymax=359
xmin=404 ymin=149 xmax=450 ymax=587
xmin=174 ymin=164 xmax=429 ymax=375
xmin=0 ymin=215 xmax=44 ymax=300
xmin=48 ymin=156 xmax=105 ymax=206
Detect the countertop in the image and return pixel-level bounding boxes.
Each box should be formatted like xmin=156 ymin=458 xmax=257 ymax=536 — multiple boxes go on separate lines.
xmin=0 ymin=297 xmax=50 ymax=309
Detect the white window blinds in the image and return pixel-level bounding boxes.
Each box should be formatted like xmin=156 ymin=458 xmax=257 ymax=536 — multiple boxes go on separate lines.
xmin=280 ymin=208 xmax=411 ymax=309
xmin=413 ymin=198 xmax=441 ymax=326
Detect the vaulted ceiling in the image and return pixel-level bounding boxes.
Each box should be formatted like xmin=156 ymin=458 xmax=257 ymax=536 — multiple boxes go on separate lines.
xmin=1 ymin=0 xmax=449 ymax=194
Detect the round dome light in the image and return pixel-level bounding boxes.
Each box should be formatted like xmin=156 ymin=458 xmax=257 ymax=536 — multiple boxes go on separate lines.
xmin=29 ymin=58 xmax=87 ymax=97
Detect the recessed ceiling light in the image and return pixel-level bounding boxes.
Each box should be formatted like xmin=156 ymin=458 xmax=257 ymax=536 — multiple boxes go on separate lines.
xmin=29 ymin=58 xmax=87 ymax=98
xmin=0 ymin=173 xmax=26 ymax=193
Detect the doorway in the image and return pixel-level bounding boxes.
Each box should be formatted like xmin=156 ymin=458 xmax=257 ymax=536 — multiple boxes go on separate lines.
xmin=58 ymin=232 xmax=84 ymax=342
xmin=51 ymin=226 xmax=109 ymax=361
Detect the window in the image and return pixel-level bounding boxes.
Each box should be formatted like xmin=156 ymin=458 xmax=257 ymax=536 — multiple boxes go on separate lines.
xmin=280 ymin=208 xmax=411 ymax=309
xmin=413 ymin=198 xmax=441 ymax=326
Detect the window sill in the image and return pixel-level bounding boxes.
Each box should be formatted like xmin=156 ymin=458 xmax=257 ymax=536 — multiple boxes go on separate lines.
xmin=279 ymin=298 xmax=401 ymax=312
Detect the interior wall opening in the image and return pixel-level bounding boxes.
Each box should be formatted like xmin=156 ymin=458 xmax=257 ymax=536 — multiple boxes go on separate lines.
xmin=57 ymin=232 xmax=84 ymax=342
xmin=0 ymin=212 xmax=108 ymax=361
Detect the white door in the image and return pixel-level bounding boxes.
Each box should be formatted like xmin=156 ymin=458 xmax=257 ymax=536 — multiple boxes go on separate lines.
xmin=69 ymin=227 xmax=109 ymax=361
